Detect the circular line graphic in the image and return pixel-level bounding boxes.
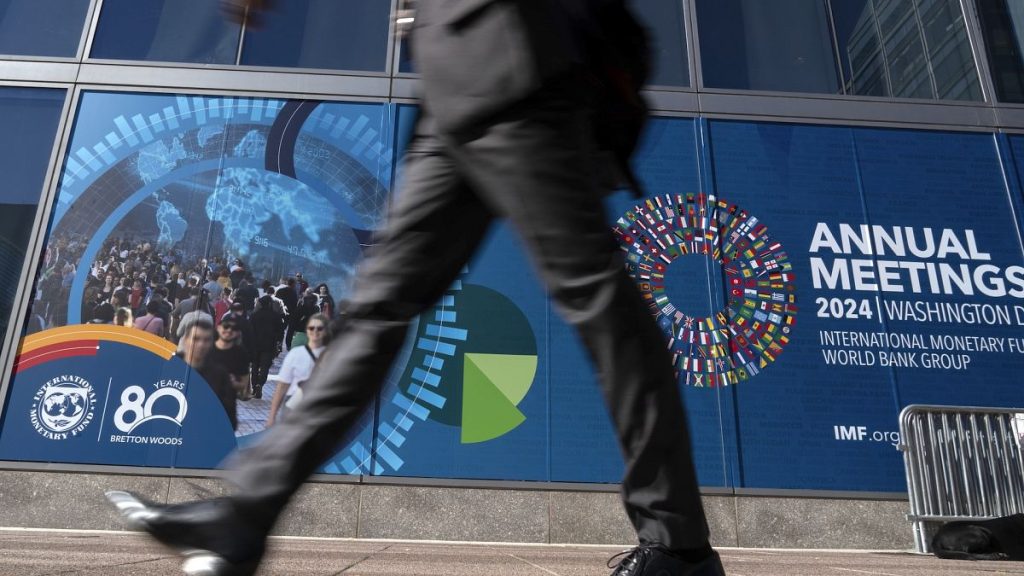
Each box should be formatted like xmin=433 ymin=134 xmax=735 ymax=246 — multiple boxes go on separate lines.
xmin=614 ymin=193 xmax=797 ymax=387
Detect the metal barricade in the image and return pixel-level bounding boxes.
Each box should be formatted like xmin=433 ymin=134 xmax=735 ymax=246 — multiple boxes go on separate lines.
xmin=899 ymin=404 xmax=1024 ymax=553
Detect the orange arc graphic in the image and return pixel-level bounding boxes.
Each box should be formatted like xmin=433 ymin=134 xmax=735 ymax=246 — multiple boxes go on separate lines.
xmin=16 ymin=325 xmax=177 ymax=361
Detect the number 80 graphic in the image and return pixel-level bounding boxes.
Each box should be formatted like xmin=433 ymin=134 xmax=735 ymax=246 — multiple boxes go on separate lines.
xmin=113 ymin=386 xmax=189 ymax=434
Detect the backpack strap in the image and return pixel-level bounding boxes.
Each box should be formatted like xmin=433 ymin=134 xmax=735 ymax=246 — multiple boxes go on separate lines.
xmin=304 ymin=344 xmax=319 ymax=363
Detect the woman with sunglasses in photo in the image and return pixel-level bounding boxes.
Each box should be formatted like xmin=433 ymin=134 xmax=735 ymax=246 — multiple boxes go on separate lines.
xmin=265 ymin=314 xmax=330 ymax=427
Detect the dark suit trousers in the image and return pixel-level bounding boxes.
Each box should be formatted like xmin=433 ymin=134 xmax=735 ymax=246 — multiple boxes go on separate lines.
xmin=227 ymin=96 xmax=710 ymax=549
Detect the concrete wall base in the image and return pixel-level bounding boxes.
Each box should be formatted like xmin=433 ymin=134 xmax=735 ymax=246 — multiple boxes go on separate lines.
xmin=0 ymin=470 xmax=913 ymax=550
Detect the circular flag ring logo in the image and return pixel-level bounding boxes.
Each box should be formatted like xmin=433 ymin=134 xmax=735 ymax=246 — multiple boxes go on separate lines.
xmin=614 ymin=193 xmax=797 ymax=387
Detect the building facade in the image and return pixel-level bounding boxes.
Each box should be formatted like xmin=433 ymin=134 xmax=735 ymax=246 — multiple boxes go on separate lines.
xmin=1 ymin=0 xmax=1024 ymax=548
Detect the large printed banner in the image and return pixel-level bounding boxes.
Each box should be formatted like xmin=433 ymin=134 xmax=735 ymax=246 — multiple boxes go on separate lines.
xmin=0 ymin=325 xmax=234 ymax=467
xmin=2 ymin=90 xmax=1024 ymax=492
xmin=698 ymin=122 xmax=1024 ymax=491
xmin=0 ymin=92 xmax=393 ymax=472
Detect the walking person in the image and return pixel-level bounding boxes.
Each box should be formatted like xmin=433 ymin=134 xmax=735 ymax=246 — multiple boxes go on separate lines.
xmin=106 ymin=1 xmax=724 ymax=575
xmin=248 ymin=295 xmax=284 ymax=401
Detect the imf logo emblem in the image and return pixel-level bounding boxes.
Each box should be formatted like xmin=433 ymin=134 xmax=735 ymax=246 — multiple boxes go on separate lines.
xmin=30 ymin=375 xmax=97 ymax=440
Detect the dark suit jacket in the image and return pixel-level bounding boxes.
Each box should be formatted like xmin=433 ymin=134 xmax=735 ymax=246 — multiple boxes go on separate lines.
xmin=411 ymin=0 xmax=586 ymax=134
xmin=411 ymin=0 xmax=649 ymax=195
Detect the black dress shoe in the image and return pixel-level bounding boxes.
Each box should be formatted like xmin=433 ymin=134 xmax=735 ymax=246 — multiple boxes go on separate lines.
xmin=105 ymin=491 xmax=266 ymax=576
xmin=608 ymin=545 xmax=726 ymax=576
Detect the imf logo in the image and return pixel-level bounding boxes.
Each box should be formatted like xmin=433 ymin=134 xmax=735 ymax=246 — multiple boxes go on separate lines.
xmin=30 ymin=375 xmax=97 ymax=440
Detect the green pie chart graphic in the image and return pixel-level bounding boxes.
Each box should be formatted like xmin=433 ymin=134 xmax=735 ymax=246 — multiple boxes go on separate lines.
xmin=399 ymin=283 xmax=538 ymax=443
xmin=462 ymin=353 xmax=538 ymax=443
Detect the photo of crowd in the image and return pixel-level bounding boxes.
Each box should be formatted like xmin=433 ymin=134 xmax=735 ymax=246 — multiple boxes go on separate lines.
xmin=26 ymin=232 xmax=347 ymax=437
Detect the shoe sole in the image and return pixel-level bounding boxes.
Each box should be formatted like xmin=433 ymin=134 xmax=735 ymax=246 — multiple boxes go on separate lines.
xmin=105 ymin=490 xmax=158 ymax=529
xmin=182 ymin=551 xmax=258 ymax=576
xmin=104 ymin=491 xmax=258 ymax=576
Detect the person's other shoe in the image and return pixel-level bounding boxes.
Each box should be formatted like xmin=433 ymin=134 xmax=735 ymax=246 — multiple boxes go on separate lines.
xmin=608 ymin=545 xmax=726 ymax=576
xmin=105 ymin=491 xmax=265 ymax=576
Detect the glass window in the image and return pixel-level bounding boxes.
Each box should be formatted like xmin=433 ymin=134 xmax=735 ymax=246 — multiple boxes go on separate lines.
xmin=90 ymin=0 xmax=241 ymax=65
xmin=0 ymin=88 xmax=65 ymax=339
xmin=697 ymin=0 xmax=838 ymax=93
xmin=0 ymin=0 xmax=91 ymax=57
xmin=398 ymin=37 xmax=414 ymax=74
xmin=696 ymin=0 xmax=982 ymax=100
xmin=975 ymin=0 xmax=1024 ymax=102
xmin=240 ymin=0 xmax=391 ymax=72
xmin=632 ymin=0 xmax=690 ymax=87
xmin=396 ymin=2 xmax=688 ymax=85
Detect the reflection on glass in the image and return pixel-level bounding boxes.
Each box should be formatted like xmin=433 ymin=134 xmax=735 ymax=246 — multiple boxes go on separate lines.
xmin=696 ymin=0 xmax=982 ymax=100
xmin=976 ymin=0 xmax=1024 ymax=103
xmin=697 ymin=0 xmax=839 ymax=93
xmin=398 ymin=36 xmax=414 ymax=74
xmin=0 ymin=88 xmax=66 ymax=339
xmin=240 ymin=0 xmax=391 ymax=72
xmin=632 ymin=0 xmax=690 ymax=86
xmin=90 ymin=0 xmax=241 ymax=65
xmin=0 ymin=0 xmax=91 ymax=57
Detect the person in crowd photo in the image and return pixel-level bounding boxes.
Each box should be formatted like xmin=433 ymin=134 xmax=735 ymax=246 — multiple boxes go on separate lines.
xmin=214 ymin=287 xmax=233 ymax=327
xmin=266 ymin=314 xmax=329 ymax=427
xmin=208 ymin=317 xmax=252 ymax=402
xmin=275 ymin=279 xmax=299 ymax=349
xmin=134 ymin=300 xmax=166 ymax=337
xmin=177 ymin=316 xmax=236 ymax=431
xmin=314 ymin=283 xmax=334 ymax=319
xmin=176 ymin=289 xmax=215 ymax=340
xmin=249 ymin=295 xmax=284 ymax=400
xmin=233 ymin=279 xmax=258 ymax=317
xmin=148 ymin=287 xmax=173 ymax=334
xmin=113 ymin=307 xmax=133 ymax=328
xmin=129 ymin=278 xmax=148 ymax=317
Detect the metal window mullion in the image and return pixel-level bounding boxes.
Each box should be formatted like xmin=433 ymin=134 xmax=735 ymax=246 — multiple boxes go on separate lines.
xmin=908 ymin=0 xmax=940 ymax=99
xmin=234 ymin=6 xmax=248 ymax=67
xmin=687 ymin=0 xmax=705 ymax=93
xmin=386 ymin=0 xmax=400 ymax=80
xmin=75 ymin=0 xmax=104 ymax=62
xmin=958 ymin=0 xmax=998 ymax=104
xmin=869 ymin=0 xmax=896 ymax=98
xmin=80 ymin=0 xmax=106 ymax=63
xmin=0 ymin=85 xmax=80 ymax=419
xmin=823 ymin=0 xmax=847 ymax=95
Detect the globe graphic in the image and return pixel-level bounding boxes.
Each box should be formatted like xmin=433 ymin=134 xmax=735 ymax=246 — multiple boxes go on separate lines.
xmin=40 ymin=388 xmax=86 ymax=431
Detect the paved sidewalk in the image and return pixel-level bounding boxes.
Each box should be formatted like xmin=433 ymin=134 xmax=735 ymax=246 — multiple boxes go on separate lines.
xmin=2 ymin=529 xmax=1023 ymax=576
xmin=235 ymin=348 xmax=285 ymax=436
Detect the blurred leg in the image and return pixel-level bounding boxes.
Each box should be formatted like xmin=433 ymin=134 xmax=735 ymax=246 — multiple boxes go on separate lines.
xmin=453 ymin=98 xmax=709 ymax=548
xmin=227 ymin=119 xmax=494 ymax=528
